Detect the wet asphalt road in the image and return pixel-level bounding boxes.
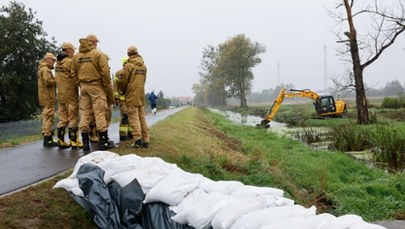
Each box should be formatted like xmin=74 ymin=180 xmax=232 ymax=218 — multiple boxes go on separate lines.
xmin=0 ymin=107 xmax=185 ymax=195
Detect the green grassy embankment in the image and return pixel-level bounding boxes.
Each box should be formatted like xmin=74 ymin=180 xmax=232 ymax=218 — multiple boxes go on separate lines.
xmin=0 ymin=106 xmax=404 ymax=228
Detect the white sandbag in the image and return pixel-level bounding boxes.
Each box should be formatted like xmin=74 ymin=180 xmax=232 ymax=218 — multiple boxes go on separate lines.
xmin=111 ymin=165 xmax=179 ymax=193
xmin=96 ymin=154 xmax=144 ymax=184
xmin=230 ymin=205 xmax=317 ymax=229
xmin=261 ymin=194 xmax=295 ymax=207
xmin=211 ymin=197 xmax=268 ymax=229
xmin=69 ymin=151 xmax=119 ymax=178
xmin=199 ymin=178 xmax=244 ymax=195
xmin=170 ymin=188 xmax=208 ymax=214
xmin=320 ymin=214 xmax=384 ymax=229
xmin=144 ymin=169 xmax=203 ymax=206
xmin=230 ymin=184 xmax=284 ymax=198
xmin=53 ymin=177 xmax=83 ymax=196
xmin=259 ymin=213 xmax=336 ymax=229
xmin=173 ymin=192 xmax=234 ymax=229
xmin=140 ymin=157 xmax=179 ymax=171
xmin=170 ymin=188 xmax=208 ymax=224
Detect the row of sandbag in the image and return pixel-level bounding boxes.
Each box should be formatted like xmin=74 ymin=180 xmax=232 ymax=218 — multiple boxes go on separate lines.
xmin=54 ymin=151 xmax=385 ymax=229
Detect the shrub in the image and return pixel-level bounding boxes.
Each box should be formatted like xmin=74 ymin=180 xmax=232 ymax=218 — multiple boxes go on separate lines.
xmin=381 ymin=97 xmax=402 ymax=109
xmin=368 ymin=125 xmax=405 ymax=171
xmin=328 ymin=124 xmax=371 ymax=151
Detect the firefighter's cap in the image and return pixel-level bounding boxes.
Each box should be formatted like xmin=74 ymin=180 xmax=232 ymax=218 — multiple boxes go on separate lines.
xmin=127 ymin=46 xmax=138 ymax=54
xmin=62 ymin=42 xmax=76 ymax=50
xmin=86 ymin=34 xmax=99 ymax=43
xmin=44 ymin=52 xmax=56 ymax=60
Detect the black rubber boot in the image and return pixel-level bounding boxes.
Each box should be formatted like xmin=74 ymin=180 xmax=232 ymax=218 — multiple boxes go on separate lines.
xmin=120 ymin=135 xmax=129 ymax=141
xmin=129 ymin=139 xmax=143 ymax=149
xmin=57 ymin=127 xmax=70 ymax=149
xmin=81 ymin=132 xmax=90 ymax=153
xmin=43 ymin=135 xmax=58 ymax=147
xmin=69 ymin=127 xmax=83 ymax=149
xmin=89 ymin=123 xmax=98 ymax=143
xmin=98 ymin=131 xmax=115 ymax=150
xmin=142 ymin=142 xmax=149 ymax=148
xmin=127 ymin=131 xmax=133 ymax=140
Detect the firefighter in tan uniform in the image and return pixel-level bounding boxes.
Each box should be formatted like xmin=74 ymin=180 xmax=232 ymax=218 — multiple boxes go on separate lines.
xmin=114 ymin=57 xmax=133 ymax=141
xmin=55 ymin=42 xmax=83 ymax=149
xmin=85 ymin=34 xmax=113 ymax=144
xmin=72 ymin=35 xmax=115 ymax=152
xmin=122 ymin=46 xmax=150 ymax=148
xmin=37 ymin=52 xmax=58 ymax=147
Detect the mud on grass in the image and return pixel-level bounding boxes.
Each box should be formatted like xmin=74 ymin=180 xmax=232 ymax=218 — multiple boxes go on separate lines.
xmin=114 ymin=106 xmax=249 ymax=178
xmin=0 ymin=174 xmax=95 ymax=229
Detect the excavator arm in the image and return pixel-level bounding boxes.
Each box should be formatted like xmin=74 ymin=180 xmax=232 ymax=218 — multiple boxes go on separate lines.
xmin=260 ymin=88 xmax=319 ymax=128
xmin=259 ymin=88 xmax=346 ymax=128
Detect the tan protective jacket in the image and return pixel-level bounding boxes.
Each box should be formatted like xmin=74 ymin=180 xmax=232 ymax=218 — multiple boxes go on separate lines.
xmin=114 ymin=68 xmax=125 ymax=99
xmin=37 ymin=60 xmax=56 ymax=106
xmin=55 ymin=54 xmax=78 ymax=104
xmin=72 ymin=38 xmax=113 ymax=103
xmin=122 ymin=55 xmax=147 ymax=106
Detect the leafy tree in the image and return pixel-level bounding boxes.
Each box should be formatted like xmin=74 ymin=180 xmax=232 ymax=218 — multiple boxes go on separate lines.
xmin=217 ymin=34 xmax=265 ymax=107
xmin=191 ymin=82 xmax=206 ymax=106
xmin=157 ymin=90 xmax=170 ymax=109
xmin=193 ymin=35 xmax=265 ymax=107
xmin=0 ymin=1 xmax=57 ymax=122
xmin=193 ymin=45 xmax=227 ymax=107
xmin=384 ymin=80 xmax=404 ymax=96
xmin=332 ymin=0 xmax=405 ymax=124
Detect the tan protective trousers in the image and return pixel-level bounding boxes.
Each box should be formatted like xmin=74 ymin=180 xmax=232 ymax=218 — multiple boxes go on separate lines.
xmin=119 ymin=103 xmax=129 ymax=137
xmin=89 ymin=104 xmax=112 ymax=128
xmin=127 ymin=105 xmax=149 ymax=143
xmin=106 ymin=104 xmax=112 ymax=127
xmin=41 ymin=105 xmax=55 ymax=136
xmin=57 ymin=102 xmax=79 ymax=128
xmin=79 ymin=84 xmax=108 ymax=133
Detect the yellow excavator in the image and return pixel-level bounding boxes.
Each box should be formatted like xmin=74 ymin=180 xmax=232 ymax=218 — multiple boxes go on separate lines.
xmin=260 ymin=88 xmax=347 ymax=128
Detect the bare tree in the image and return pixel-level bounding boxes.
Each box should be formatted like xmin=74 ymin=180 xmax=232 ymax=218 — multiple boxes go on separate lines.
xmin=331 ymin=0 xmax=405 ymax=124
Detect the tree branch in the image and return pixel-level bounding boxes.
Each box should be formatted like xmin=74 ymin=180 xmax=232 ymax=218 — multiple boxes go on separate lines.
xmin=362 ymin=24 xmax=405 ymax=69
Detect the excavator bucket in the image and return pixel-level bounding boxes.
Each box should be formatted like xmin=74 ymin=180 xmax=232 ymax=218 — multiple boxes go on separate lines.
xmin=257 ymin=119 xmax=270 ymax=128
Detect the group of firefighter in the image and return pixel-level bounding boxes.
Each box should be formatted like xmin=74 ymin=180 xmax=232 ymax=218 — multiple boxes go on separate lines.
xmin=37 ymin=34 xmax=150 ymax=153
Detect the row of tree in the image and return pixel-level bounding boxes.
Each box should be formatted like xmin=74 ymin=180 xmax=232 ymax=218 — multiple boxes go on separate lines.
xmin=246 ymin=80 xmax=405 ymax=104
xmin=193 ymin=0 xmax=405 ymax=125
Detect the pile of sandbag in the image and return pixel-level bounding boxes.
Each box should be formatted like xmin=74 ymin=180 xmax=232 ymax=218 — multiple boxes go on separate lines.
xmin=54 ymin=151 xmax=385 ymax=229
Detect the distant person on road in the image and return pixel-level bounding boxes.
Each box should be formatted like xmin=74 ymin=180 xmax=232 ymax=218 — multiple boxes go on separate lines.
xmin=55 ymin=42 xmax=83 ymax=149
xmin=148 ymin=90 xmax=158 ymax=115
xmin=122 ymin=45 xmax=150 ymax=148
xmin=72 ymin=34 xmax=114 ymax=152
xmin=37 ymin=52 xmax=58 ymax=147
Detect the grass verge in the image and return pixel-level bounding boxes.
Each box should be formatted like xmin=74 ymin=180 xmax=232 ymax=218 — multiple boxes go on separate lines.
xmin=0 ymin=107 xmax=404 ymax=228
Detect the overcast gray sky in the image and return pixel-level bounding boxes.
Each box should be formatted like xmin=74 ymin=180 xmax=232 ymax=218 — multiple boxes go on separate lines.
xmin=5 ymin=0 xmax=405 ymax=98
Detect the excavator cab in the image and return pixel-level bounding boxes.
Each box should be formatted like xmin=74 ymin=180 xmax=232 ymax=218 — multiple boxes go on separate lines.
xmin=314 ymin=96 xmax=337 ymax=115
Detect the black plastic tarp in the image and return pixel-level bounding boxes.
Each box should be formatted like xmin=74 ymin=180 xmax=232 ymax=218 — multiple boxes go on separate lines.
xmin=71 ymin=163 xmax=194 ymax=229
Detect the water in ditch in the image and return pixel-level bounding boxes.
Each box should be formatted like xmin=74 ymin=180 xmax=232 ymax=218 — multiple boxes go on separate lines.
xmin=211 ymin=109 xmax=396 ymax=172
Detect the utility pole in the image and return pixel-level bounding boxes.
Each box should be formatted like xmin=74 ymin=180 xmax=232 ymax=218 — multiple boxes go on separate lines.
xmin=323 ymin=45 xmax=328 ymax=92
xmin=277 ymin=62 xmax=280 ymax=86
